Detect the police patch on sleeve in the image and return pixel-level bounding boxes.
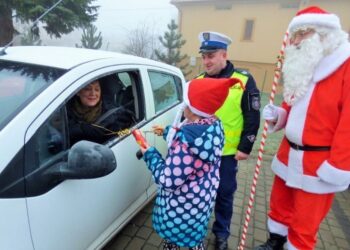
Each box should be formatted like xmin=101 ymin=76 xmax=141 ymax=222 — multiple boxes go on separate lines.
xmin=249 ymin=92 xmax=261 ymax=111
xmin=247 ymin=135 xmax=256 ymax=143
xmin=252 ymin=96 xmax=260 ymax=110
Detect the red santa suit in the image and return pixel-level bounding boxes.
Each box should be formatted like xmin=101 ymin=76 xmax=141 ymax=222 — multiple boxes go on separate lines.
xmin=266 ymin=34 xmax=350 ymax=250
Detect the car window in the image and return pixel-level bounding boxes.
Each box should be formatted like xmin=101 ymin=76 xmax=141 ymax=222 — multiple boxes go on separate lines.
xmin=0 ymin=61 xmax=66 ymax=130
xmin=30 ymin=109 xmax=68 ymax=166
xmin=66 ymin=70 xmax=144 ymax=146
xmin=118 ymin=72 xmax=132 ymax=87
xmin=25 ymin=107 xmax=68 ymax=173
xmin=23 ymin=107 xmax=69 ymax=196
xmin=148 ymin=71 xmax=182 ymax=113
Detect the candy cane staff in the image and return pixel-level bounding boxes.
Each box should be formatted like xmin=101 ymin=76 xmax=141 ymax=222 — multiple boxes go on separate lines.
xmin=237 ymin=29 xmax=289 ymax=250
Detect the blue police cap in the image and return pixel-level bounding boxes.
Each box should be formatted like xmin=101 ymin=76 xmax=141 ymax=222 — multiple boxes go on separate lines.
xmin=198 ymin=31 xmax=232 ymax=53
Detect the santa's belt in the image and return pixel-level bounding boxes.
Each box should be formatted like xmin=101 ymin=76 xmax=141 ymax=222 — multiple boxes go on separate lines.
xmin=287 ymin=139 xmax=331 ymax=151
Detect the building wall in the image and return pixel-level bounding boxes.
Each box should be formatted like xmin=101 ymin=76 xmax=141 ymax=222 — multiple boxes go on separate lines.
xmin=173 ymin=0 xmax=350 ymax=93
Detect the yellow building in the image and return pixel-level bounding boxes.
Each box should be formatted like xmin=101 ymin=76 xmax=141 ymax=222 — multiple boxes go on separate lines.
xmin=171 ymin=0 xmax=350 ymax=93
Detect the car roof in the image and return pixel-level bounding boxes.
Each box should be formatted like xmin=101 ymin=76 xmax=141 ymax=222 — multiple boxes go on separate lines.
xmin=0 ymin=46 xmax=176 ymax=71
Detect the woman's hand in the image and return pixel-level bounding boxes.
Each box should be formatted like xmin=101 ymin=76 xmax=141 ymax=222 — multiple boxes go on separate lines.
xmin=152 ymin=125 xmax=164 ymax=136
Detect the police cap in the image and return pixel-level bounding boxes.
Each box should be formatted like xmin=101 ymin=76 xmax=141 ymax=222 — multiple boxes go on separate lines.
xmin=198 ymin=31 xmax=232 ymax=53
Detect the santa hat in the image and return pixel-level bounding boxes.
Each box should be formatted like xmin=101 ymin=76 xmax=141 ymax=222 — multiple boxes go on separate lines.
xmin=184 ymin=78 xmax=243 ymax=117
xmin=288 ymin=6 xmax=341 ymax=33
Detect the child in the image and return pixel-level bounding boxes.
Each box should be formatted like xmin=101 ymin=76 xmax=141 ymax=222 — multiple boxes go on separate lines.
xmin=138 ymin=78 xmax=242 ymax=250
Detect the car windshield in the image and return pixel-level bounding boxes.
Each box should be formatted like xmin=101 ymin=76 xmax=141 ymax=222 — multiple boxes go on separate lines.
xmin=0 ymin=61 xmax=66 ymax=130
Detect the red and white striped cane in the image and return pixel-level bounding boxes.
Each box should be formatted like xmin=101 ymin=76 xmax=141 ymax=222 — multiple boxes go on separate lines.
xmin=237 ymin=31 xmax=289 ymax=250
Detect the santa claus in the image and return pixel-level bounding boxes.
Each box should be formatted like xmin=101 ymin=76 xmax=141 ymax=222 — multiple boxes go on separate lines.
xmin=255 ymin=6 xmax=350 ymax=250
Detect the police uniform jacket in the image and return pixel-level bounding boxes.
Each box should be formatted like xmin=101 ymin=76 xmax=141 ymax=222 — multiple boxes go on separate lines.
xmin=199 ymin=61 xmax=260 ymax=154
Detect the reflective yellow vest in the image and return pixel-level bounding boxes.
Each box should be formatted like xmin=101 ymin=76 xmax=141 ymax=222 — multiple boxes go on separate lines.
xmin=196 ymin=71 xmax=248 ymax=155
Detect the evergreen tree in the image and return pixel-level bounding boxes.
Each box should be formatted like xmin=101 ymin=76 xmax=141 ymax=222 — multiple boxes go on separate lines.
xmin=20 ymin=30 xmax=42 ymax=46
xmin=0 ymin=0 xmax=98 ymax=46
xmin=155 ymin=19 xmax=191 ymax=76
xmin=76 ymin=24 xmax=102 ymax=49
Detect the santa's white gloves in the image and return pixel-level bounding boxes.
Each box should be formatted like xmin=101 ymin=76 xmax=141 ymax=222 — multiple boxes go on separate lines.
xmin=262 ymin=104 xmax=279 ymax=121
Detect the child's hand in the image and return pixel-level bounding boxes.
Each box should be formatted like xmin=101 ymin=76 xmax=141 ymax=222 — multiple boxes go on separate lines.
xmin=140 ymin=145 xmax=149 ymax=154
xmin=152 ymin=125 xmax=164 ymax=136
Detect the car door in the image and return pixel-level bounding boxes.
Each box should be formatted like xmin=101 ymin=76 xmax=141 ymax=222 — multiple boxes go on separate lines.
xmin=24 ymin=66 xmax=154 ymax=250
xmin=140 ymin=67 xmax=185 ymax=193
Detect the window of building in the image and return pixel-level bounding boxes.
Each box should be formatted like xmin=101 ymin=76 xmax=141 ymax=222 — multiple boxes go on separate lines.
xmin=280 ymin=2 xmax=299 ymax=9
xmin=243 ymin=19 xmax=255 ymax=41
xmin=148 ymin=71 xmax=182 ymax=113
xmin=215 ymin=2 xmax=232 ymax=10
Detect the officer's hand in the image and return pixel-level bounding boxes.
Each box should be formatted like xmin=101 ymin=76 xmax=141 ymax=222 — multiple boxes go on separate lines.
xmin=235 ymin=151 xmax=249 ymax=161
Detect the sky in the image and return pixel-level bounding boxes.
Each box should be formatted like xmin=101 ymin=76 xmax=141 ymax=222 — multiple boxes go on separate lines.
xmin=40 ymin=0 xmax=178 ymax=51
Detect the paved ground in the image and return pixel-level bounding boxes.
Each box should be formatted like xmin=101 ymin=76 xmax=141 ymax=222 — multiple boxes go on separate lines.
xmin=103 ymin=153 xmax=350 ymax=250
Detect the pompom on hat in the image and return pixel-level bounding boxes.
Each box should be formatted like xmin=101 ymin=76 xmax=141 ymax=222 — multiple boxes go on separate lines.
xmin=184 ymin=78 xmax=244 ymax=117
xmin=288 ymin=6 xmax=341 ymax=33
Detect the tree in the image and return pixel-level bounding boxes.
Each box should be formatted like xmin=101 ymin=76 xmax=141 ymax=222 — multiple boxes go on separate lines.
xmin=75 ymin=24 xmax=102 ymax=49
xmin=20 ymin=30 xmax=42 ymax=46
xmin=0 ymin=0 xmax=98 ymax=46
xmin=122 ymin=22 xmax=159 ymax=59
xmin=154 ymin=19 xmax=191 ymax=76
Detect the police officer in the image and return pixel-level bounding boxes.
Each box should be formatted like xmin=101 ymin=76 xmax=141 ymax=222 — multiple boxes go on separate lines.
xmin=196 ymin=31 xmax=261 ymax=250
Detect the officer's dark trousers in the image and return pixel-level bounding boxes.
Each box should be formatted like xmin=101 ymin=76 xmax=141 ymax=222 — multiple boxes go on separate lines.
xmin=212 ymin=155 xmax=238 ymax=239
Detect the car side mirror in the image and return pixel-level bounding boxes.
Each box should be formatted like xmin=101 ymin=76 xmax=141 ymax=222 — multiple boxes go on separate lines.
xmin=24 ymin=141 xmax=116 ymax=197
xmin=61 ymin=140 xmax=116 ymax=179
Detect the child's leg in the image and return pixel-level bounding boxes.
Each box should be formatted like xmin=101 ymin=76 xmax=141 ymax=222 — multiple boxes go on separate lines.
xmin=162 ymin=240 xmax=180 ymax=250
xmin=189 ymin=241 xmax=205 ymax=250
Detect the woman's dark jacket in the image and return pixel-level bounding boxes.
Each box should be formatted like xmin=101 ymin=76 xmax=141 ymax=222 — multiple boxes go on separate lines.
xmin=67 ymin=99 xmax=134 ymax=145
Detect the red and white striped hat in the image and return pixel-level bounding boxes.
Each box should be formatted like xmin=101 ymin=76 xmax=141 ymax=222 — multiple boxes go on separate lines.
xmin=288 ymin=6 xmax=341 ymax=33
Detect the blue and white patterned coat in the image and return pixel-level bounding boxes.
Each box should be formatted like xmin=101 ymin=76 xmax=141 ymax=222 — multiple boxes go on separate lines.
xmin=143 ymin=116 xmax=224 ymax=247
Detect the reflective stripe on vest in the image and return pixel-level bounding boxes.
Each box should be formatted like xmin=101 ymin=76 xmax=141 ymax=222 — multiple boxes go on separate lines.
xmin=196 ymin=72 xmax=248 ymax=155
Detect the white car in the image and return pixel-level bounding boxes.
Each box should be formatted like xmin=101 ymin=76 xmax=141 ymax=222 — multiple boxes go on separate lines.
xmin=0 ymin=46 xmax=185 ymax=250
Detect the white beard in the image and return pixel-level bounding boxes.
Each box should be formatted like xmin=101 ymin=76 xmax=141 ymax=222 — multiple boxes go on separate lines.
xmin=282 ymin=33 xmax=325 ymax=106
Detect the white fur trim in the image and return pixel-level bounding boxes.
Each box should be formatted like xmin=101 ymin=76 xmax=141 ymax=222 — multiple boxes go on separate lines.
xmin=287 ymin=239 xmax=298 ymax=250
xmin=187 ymin=104 xmax=211 ymax=118
xmin=285 ymin=148 xmax=304 ymax=188
xmin=183 ymin=81 xmax=212 ymax=118
xmin=313 ymin=42 xmax=350 ymax=83
xmin=317 ymin=160 xmax=350 ymax=186
xmin=288 ymin=13 xmax=341 ymax=32
xmin=267 ymin=107 xmax=288 ymax=133
xmin=285 ymin=83 xmax=315 ymax=145
xmin=271 ymin=156 xmax=349 ymax=194
xmin=268 ymin=218 xmax=288 ymax=236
